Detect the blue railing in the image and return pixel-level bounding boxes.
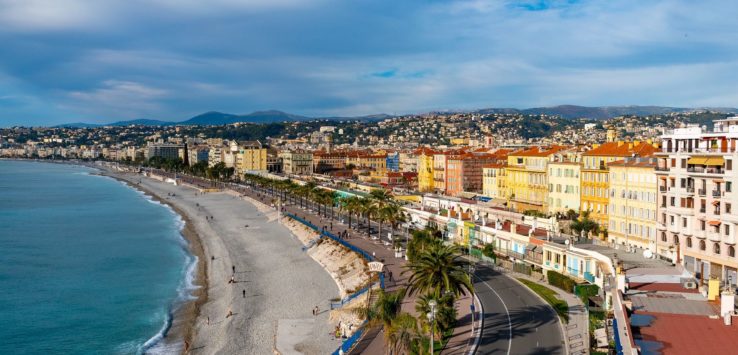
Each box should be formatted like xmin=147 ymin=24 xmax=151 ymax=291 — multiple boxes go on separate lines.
xmin=330 ymin=282 xmax=377 ymax=309
xmin=584 ymin=271 xmax=595 ymax=283
xmin=286 ymin=213 xmax=388 ymax=355
xmin=331 ymin=321 xmax=367 ymax=355
xmin=612 ymin=318 xmax=624 ymax=355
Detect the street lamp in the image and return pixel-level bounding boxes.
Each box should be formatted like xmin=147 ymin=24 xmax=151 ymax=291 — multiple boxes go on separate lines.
xmin=428 ymin=299 xmax=437 ymax=355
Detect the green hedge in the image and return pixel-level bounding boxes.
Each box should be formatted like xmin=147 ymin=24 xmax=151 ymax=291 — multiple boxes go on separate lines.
xmin=547 ymin=270 xmax=576 ymax=293
xmin=575 ymin=284 xmax=600 ymax=303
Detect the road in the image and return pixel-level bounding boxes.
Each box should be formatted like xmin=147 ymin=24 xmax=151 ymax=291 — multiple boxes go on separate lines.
xmin=474 ymin=264 xmax=565 ymax=355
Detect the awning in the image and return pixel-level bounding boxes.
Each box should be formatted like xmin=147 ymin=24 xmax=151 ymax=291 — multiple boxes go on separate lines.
xmin=705 ymin=157 xmax=725 ymax=166
xmin=688 ymin=157 xmax=708 ymax=165
xmin=709 ymin=220 xmax=721 ymax=226
xmin=712 ymin=200 xmax=721 ymax=206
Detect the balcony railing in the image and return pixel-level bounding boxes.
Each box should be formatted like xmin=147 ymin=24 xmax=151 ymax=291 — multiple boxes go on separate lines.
xmin=686 ymin=186 xmax=695 ymax=193
xmin=688 ymin=167 xmax=724 ymax=174
xmin=699 ymin=207 xmax=706 ymax=213
xmin=713 ymin=190 xmax=722 ymax=198
xmin=655 ymin=166 xmax=670 ymax=171
xmin=659 ymin=186 xmax=668 ymax=192
xmin=698 ymin=189 xmax=707 ymax=196
xmin=715 ymin=210 xmax=721 ymax=215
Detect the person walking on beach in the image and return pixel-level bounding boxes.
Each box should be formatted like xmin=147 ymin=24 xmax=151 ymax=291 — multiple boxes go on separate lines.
xmin=232 ymin=265 xmax=236 ymax=274
xmin=313 ymin=305 xmax=319 ymax=316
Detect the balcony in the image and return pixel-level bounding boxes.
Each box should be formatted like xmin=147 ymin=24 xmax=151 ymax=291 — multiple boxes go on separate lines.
xmin=708 ymin=232 xmax=721 ymax=242
xmin=713 ymin=190 xmax=723 ymax=198
xmin=686 ymin=186 xmax=695 ymax=194
xmin=655 ymin=166 xmax=670 ymax=172
xmin=688 ymin=167 xmax=725 ymax=175
xmin=725 ymin=234 xmax=736 ymax=245
xmin=698 ymin=189 xmax=707 ymax=196
xmin=699 ymin=207 xmax=706 ymax=214
xmin=659 ymin=186 xmax=668 ymax=192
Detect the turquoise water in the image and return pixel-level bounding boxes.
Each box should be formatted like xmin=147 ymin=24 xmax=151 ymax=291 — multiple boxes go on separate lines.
xmin=0 ymin=161 xmax=196 ymax=354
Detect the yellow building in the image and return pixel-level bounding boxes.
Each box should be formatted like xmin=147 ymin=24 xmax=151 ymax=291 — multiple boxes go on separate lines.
xmin=581 ymin=141 xmax=657 ymax=229
xmin=547 ymin=161 xmax=581 ymax=214
xmin=234 ymin=140 xmax=267 ymax=173
xmin=506 ymin=146 xmax=568 ymax=213
xmin=608 ymin=158 xmax=658 ymax=251
xmin=433 ymin=152 xmax=448 ymax=194
xmin=450 ymin=138 xmax=469 ymax=146
xmin=416 ymin=148 xmax=436 ymax=192
xmin=482 ymin=164 xmax=507 ymax=202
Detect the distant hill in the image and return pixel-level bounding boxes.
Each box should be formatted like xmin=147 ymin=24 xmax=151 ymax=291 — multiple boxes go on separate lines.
xmin=54 ymin=122 xmax=102 ymax=128
xmin=475 ymin=105 xmax=738 ymax=120
xmin=108 ymin=119 xmax=176 ymax=126
xmin=180 ymin=110 xmax=310 ymax=125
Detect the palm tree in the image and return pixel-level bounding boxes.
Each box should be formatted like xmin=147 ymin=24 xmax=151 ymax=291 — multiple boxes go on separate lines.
xmin=361 ymin=199 xmax=379 ymax=238
xmin=386 ymin=312 xmax=419 ymax=355
xmin=570 ymin=210 xmax=600 ymax=239
xmin=354 ymin=288 xmax=405 ymax=330
xmin=341 ymin=196 xmax=361 ymax=229
xmin=404 ymin=242 xmax=474 ymax=298
xmin=415 ymin=292 xmax=456 ymax=340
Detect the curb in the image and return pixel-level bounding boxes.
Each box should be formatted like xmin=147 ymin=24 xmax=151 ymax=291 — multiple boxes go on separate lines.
xmin=468 ymin=292 xmax=484 ymax=355
xmin=507 ymin=275 xmax=570 ymax=355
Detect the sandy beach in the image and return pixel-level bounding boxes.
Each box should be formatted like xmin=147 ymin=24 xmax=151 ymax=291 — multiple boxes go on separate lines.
xmin=111 ymin=171 xmax=342 ymax=354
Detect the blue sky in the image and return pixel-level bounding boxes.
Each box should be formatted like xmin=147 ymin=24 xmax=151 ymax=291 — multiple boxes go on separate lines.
xmin=1 ymin=0 xmax=737 ymax=126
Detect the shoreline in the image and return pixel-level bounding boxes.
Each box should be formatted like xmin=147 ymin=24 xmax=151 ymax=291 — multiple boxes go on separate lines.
xmin=100 ymin=170 xmax=209 ymax=354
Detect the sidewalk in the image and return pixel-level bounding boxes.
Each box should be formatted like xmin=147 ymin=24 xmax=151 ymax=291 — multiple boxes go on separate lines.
xmin=440 ymin=292 xmax=481 ymax=355
xmin=514 ymin=272 xmax=590 ymax=355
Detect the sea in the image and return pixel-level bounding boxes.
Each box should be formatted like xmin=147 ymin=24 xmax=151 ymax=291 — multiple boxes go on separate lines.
xmin=0 ymin=160 xmax=197 ymax=354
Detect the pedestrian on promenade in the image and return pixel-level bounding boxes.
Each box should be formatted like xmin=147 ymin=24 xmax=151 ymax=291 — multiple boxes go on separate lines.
xmin=243 ymin=289 xmax=246 ymax=298
xmin=232 ymin=265 xmax=236 ymax=274
xmin=207 ymin=316 xmax=210 ymax=325
xmin=313 ymin=306 xmax=319 ymax=316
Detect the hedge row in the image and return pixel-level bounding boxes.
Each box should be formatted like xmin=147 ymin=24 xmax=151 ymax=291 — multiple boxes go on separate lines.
xmin=575 ymin=284 xmax=600 ymax=303
xmin=547 ymin=270 xmax=576 ymax=292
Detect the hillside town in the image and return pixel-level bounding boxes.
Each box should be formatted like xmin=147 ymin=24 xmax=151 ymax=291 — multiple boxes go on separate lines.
xmin=5 ymin=111 xmax=738 ymax=354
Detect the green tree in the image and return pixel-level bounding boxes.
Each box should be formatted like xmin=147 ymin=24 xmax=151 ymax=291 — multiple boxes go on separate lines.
xmin=404 ymin=242 xmax=473 ymax=298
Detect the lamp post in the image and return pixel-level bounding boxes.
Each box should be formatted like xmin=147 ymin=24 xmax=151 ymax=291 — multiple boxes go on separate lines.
xmin=428 ymin=299 xmax=437 ymax=355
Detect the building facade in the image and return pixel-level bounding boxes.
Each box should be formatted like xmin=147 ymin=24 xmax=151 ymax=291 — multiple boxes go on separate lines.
xmin=608 ymin=158 xmax=658 ymax=251
xmin=656 ymin=119 xmax=738 ymax=285
xmin=547 ymin=162 xmax=581 ymax=214
xmin=280 ymin=150 xmax=314 ymax=175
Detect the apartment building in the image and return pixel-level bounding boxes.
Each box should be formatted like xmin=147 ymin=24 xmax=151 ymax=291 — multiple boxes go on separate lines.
xmin=416 ymin=148 xmax=436 ymax=192
xmin=506 ymin=146 xmax=568 ymax=213
xmin=656 ymin=119 xmax=738 ymax=285
xmin=482 ymin=163 xmax=507 ymax=202
xmin=232 ymin=140 xmax=267 ymax=173
xmin=445 ymin=153 xmax=498 ymax=196
xmin=313 ymin=150 xmax=346 ymax=173
xmin=580 ymin=141 xmax=656 ymax=228
xmin=547 ymin=161 xmax=581 ymax=214
xmin=608 ymin=158 xmax=658 ymax=251
xmin=280 ymin=150 xmax=314 ymax=175
xmin=145 ymin=143 xmax=184 ymax=160
xmin=433 ymin=152 xmax=449 ymax=194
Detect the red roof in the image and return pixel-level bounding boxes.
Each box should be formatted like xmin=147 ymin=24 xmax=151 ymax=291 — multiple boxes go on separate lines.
xmin=636 ymin=311 xmax=738 ymax=355
xmin=583 ymin=141 xmax=656 ymax=157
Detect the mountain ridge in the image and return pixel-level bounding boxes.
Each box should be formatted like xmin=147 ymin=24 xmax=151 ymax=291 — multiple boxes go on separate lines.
xmin=55 ymin=105 xmax=738 ymax=128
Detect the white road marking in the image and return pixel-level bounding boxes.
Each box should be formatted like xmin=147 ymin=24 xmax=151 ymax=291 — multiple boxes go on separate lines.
xmin=476 ymin=275 xmax=513 ymax=355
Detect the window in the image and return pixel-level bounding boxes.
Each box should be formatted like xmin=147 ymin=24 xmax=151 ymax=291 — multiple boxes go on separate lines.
xmin=687 ymin=237 xmax=692 ymax=248
xmin=701 ymin=220 xmax=706 ymax=231
xmin=681 ymin=159 xmax=687 ymax=169
xmin=714 ymin=243 xmax=721 ymax=254
xmin=728 ymin=160 xmax=733 ymax=171
xmin=661 ymin=232 xmax=667 ymax=242
xmin=671 ymin=158 xmax=676 ymax=167
xmin=726 ymin=224 xmax=731 ymax=236
xmin=727 ymin=203 xmax=732 ymax=214
xmin=728 ymin=182 xmax=732 ymax=193
xmin=730 ymin=246 xmax=735 ymax=258
xmin=683 ymin=218 xmax=687 ymax=228
xmin=699 ymin=240 xmax=706 ymax=251
xmin=674 ymin=235 xmax=680 ymax=245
